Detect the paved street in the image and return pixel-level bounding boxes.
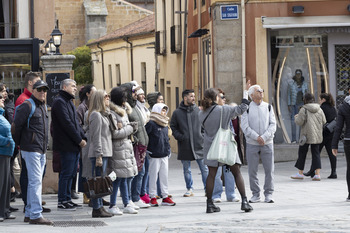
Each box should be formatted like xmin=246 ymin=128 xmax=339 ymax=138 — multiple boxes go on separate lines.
xmin=1 ymin=152 xmax=350 ymax=233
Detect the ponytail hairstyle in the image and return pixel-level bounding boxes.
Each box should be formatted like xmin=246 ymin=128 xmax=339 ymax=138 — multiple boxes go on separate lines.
xmin=319 ymin=93 xmax=335 ymax=107
xmin=201 ymin=88 xmax=218 ymax=111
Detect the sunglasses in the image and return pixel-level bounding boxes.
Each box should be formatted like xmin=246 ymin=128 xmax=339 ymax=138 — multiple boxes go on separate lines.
xmin=0 ymin=95 xmax=3 ymax=99
xmin=36 ymin=87 xmax=47 ymax=92
xmin=104 ymin=94 xmax=110 ymax=99
xmin=220 ymin=95 xmax=226 ymax=99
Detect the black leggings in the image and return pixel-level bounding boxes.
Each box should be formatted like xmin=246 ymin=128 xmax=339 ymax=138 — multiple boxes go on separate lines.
xmin=206 ymin=164 xmax=246 ymax=200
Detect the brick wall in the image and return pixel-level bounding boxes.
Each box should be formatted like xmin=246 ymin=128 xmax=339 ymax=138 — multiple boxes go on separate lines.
xmin=55 ymin=0 xmax=152 ymax=54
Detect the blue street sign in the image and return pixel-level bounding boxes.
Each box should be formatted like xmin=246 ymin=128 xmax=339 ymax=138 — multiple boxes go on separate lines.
xmin=220 ymin=5 xmax=239 ymax=20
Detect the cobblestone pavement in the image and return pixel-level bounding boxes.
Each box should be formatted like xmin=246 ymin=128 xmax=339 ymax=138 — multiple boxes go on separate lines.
xmin=1 ymin=153 xmax=350 ymax=233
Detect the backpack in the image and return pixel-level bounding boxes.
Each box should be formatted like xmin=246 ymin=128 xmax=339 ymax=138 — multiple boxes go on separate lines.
xmin=14 ymin=98 xmax=47 ymax=128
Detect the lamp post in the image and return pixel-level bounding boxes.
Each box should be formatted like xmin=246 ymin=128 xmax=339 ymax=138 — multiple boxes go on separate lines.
xmin=50 ymin=20 xmax=63 ymax=55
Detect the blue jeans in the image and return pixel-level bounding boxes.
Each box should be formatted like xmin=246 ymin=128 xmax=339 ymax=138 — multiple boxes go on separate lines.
xmin=110 ymin=178 xmax=129 ymax=206
xmin=58 ymin=151 xmax=79 ymax=203
xmin=90 ymin=157 xmax=108 ymax=209
xmin=212 ymin=166 xmax=237 ymax=200
xmin=21 ymin=151 xmax=46 ymax=220
xmin=181 ymin=159 xmax=208 ymax=190
xmin=141 ymin=155 xmax=149 ymax=196
xmin=131 ymin=162 xmax=145 ymax=202
xmin=126 ymin=177 xmax=133 ymax=201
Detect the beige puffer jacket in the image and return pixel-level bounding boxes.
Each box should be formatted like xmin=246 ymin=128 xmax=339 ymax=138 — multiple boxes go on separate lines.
xmin=107 ymin=102 xmax=138 ymax=178
xmin=295 ymin=103 xmax=326 ymax=144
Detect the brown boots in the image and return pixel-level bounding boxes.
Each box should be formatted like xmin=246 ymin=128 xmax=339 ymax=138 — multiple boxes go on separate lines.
xmin=92 ymin=207 xmax=113 ymax=218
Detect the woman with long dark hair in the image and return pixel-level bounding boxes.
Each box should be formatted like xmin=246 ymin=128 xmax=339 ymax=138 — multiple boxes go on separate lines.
xmin=199 ymin=86 xmax=253 ymax=213
xmin=304 ymin=93 xmax=337 ymax=178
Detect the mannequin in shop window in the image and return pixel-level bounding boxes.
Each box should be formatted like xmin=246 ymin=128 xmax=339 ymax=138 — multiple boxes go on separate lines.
xmin=287 ymin=69 xmax=308 ymax=143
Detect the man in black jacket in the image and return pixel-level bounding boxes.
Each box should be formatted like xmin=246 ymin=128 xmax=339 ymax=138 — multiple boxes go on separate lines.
xmin=13 ymin=80 xmax=52 ymax=225
xmin=170 ymin=89 xmax=208 ymax=197
xmin=51 ymin=79 xmax=86 ymax=211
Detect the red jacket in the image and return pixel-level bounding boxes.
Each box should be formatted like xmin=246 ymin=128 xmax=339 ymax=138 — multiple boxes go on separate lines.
xmin=15 ymin=88 xmax=32 ymax=108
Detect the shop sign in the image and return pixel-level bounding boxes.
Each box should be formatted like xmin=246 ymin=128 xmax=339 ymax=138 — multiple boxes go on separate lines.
xmin=220 ymin=5 xmax=239 ymax=20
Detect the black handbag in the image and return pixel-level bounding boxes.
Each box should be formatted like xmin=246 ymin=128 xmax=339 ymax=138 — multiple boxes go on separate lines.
xmin=324 ymin=119 xmax=336 ymax=133
xmin=83 ymin=176 xmax=113 ymax=199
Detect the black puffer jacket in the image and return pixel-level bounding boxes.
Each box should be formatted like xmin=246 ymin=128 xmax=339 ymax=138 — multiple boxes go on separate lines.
xmin=332 ymin=96 xmax=350 ymax=149
xmin=13 ymin=96 xmax=48 ymax=154
xmin=170 ymin=101 xmax=203 ymax=160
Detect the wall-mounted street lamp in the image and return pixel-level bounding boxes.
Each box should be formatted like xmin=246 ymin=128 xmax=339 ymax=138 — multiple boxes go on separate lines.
xmin=50 ymin=20 xmax=63 ymax=55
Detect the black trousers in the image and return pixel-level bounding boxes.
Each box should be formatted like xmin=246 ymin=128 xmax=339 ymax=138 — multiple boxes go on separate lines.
xmin=344 ymin=140 xmax=350 ymax=196
xmin=319 ymin=133 xmax=337 ymax=171
xmin=0 ymin=155 xmax=11 ymax=218
xmin=295 ymin=144 xmax=321 ymax=171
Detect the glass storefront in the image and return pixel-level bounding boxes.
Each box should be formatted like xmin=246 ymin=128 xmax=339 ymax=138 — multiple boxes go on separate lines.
xmin=270 ymin=28 xmax=329 ymax=143
xmin=0 ymin=52 xmax=31 ymax=98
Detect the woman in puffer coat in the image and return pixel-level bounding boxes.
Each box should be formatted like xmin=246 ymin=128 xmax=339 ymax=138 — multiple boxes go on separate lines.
xmin=106 ymin=87 xmax=139 ymax=215
xmin=291 ymin=93 xmax=326 ymax=181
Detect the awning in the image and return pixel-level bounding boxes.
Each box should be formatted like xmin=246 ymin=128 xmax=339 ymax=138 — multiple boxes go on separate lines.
xmin=262 ymin=16 xmax=350 ymax=29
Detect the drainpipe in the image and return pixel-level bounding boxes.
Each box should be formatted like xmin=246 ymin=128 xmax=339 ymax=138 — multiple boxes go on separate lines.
xmin=182 ymin=0 xmax=188 ymax=91
xmin=30 ymin=0 xmax=34 ymax=37
xmin=124 ymin=37 xmax=134 ymax=81
xmin=241 ymin=0 xmax=246 ymax=89
xmin=97 ymin=43 xmax=106 ymax=90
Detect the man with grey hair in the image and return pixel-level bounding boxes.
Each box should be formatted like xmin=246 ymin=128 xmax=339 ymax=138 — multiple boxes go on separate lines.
xmin=51 ymin=79 xmax=87 ymax=211
xmin=241 ymin=84 xmax=276 ymax=203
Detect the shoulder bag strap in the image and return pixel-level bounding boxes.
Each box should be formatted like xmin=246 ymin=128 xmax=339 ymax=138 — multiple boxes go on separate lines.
xmin=202 ymin=104 xmax=217 ymax=128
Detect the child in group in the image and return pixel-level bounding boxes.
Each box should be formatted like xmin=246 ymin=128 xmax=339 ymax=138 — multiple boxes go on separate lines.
xmin=146 ymin=103 xmax=175 ymax=207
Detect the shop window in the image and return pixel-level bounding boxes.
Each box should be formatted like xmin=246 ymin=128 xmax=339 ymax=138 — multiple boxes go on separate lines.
xmin=270 ymin=29 xmax=328 ymax=144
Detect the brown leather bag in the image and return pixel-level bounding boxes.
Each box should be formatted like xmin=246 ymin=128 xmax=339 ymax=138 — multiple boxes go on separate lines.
xmin=84 ymin=176 xmax=113 ymax=199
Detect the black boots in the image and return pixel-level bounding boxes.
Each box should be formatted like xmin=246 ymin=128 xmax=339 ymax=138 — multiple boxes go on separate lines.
xmin=241 ymin=197 xmax=253 ymax=212
xmin=92 ymin=207 xmax=113 ymax=218
xmin=206 ymin=199 xmax=220 ymax=213
xmin=328 ymin=170 xmax=337 ymax=179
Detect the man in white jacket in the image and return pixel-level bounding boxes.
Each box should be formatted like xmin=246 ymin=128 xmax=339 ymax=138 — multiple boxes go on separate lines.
xmin=241 ymin=84 xmax=276 ymax=203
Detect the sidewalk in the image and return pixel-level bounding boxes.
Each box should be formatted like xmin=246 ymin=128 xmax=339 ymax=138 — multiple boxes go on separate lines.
xmin=1 ymin=153 xmax=350 ymax=233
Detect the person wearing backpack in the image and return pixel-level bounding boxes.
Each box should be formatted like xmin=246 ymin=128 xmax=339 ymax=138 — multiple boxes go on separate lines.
xmin=12 ymin=80 xmax=52 ymax=225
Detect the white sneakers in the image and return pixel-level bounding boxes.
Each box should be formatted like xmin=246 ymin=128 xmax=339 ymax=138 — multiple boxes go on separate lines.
xmin=134 ymin=199 xmax=151 ymax=208
xmin=183 ymin=189 xmax=194 ymax=197
xmin=249 ymin=196 xmax=261 ymax=203
xmin=123 ymin=204 xmax=138 ymax=214
xmin=107 ymin=206 xmax=123 ymax=215
xmin=128 ymin=201 xmax=140 ymax=210
xmin=213 ymin=198 xmax=222 ymax=203
xmin=227 ymin=197 xmax=240 ymax=202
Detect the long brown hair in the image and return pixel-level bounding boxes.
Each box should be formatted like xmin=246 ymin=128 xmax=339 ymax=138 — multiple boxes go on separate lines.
xmin=320 ymin=93 xmax=335 ymax=107
xmin=201 ymin=88 xmax=218 ymax=111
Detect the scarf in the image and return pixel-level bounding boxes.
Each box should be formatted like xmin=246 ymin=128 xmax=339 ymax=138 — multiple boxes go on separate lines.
xmin=150 ymin=112 xmax=169 ymax=127
xmin=136 ymin=100 xmax=150 ymax=125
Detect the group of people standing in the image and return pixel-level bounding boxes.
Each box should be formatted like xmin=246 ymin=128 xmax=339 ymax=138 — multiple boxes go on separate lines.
xmin=2 ymin=68 xmax=350 ymax=225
